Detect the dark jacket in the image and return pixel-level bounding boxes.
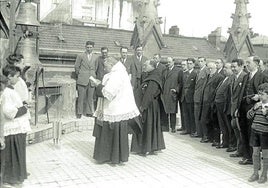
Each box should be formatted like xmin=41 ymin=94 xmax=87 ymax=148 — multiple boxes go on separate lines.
xmin=120 ymin=57 xmax=132 ymax=74
xmin=215 ymin=77 xmax=231 ymax=114
xmin=182 ymin=69 xmax=197 ymax=103
xmin=129 ymin=55 xmax=148 ymax=90
xmin=202 ymin=73 xmax=224 ymax=104
xmin=194 ymin=67 xmax=208 ymax=103
xmin=230 ymin=71 xmax=247 ymax=117
xmin=161 ymin=66 xmax=183 ymax=113
xmin=74 ymin=52 xmax=98 ymax=86
xmin=242 ymin=71 xmax=268 ymax=98
xmin=95 ymin=56 xmax=106 ymax=81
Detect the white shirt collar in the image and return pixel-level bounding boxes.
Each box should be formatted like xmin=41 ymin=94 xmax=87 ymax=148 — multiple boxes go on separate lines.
xmin=236 ymin=70 xmax=243 ymax=79
xmin=169 ymin=65 xmax=174 ymax=70
xmin=217 ymin=68 xmax=223 ymax=73
xmin=250 ymin=69 xmax=258 ymax=78
xmin=189 ymin=68 xmax=194 ymax=73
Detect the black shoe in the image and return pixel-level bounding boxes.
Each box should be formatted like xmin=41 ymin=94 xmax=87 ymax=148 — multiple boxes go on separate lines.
xmin=176 ymin=128 xmax=183 ymax=131
xmin=248 ymin=173 xmax=259 ymax=182
xmin=86 ymin=114 xmax=93 ymax=117
xmin=77 ymin=114 xmax=82 ymax=119
xmin=148 ymin=151 xmax=157 ymax=155
xmin=216 ymin=144 xmax=228 ymax=149
xmin=257 ymin=176 xmax=267 ymax=184
xmin=180 ymin=131 xmax=189 ymax=135
xmin=171 ymin=129 xmax=176 ymax=133
xmin=229 ymin=152 xmax=242 ymax=157
xmin=190 ymin=132 xmax=199 ymax=137
xmin=238 ymin=158 xmax=253 ymax=165
xmin=211 ymin=141 xmax=219 ymax=147
xmin=226 ymin=147 xmax=237 ymax=152
xmin=200 ymin=138 xmax=209 ymax=143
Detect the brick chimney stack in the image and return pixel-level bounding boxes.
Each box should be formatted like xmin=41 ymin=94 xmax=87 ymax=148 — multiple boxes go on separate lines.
xmin=208 ymin=27 xmax=221 ymax=47
xmin=169 ymin=25 xmax=180 ymax=36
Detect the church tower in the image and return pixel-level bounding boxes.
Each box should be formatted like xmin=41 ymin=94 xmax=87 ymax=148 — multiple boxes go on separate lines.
xmin=224 ymin=0 xmax=254 ymax=61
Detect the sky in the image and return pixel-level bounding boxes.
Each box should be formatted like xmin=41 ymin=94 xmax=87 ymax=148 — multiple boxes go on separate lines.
xmin=158 ymin=0 xmax=268 ymax=38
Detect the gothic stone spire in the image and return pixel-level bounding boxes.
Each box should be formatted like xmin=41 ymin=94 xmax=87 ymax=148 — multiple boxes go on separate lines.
xmin=130 ymin=0 xmax=165 ymax=57
xmin=224 ymin=0 xmax=254 ymax=61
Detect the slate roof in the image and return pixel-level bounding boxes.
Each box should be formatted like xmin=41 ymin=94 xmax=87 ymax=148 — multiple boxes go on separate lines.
xmin=38 ymin=22 xmax=224 ymax=61
xmin=161 ymin=35 xmax=223 ymax=59
xmin=39 ymin=23 xmax=134 ymax=54
xmin=253 ymin=45 xmax=268 ymax=61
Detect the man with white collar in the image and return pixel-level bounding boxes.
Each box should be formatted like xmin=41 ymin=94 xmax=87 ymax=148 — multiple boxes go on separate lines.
xmin=180 ymin=58 xmax=198 ymax=136
xmin=214 ymin=62 xmax=234 ymax=150
xmin=229 ymin=58 xmax=247 ymax=158
xmin=75 ymin=40 xmax=98 ymax=118
xmin=215 ymin=58 xmax=225 ymax=76
xmin=153 ymin=53 xmax=166 ymax=78
xmin=178 ymin=60 xmax=189 ymax=134
xmin=256 ymin=57 xmax=268 ymax=75
xmin=120 ymin=46 xmax=131 ymax=74
xmin=161 ymin=57 xmax=183 ymax=133
xmin=199 ymin=62 xmax=224 ymax=143
xmin=238 ymin=56 xmax=268 ymax=165
xmin=193 ymin=57 xmax=208 ymax=138
xmin=129 ymin=45 xmax=148 ymax=91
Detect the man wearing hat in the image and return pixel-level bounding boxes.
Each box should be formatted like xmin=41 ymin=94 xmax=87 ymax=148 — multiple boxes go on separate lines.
xmin=75 ymin=41 xmax=98 ymax=118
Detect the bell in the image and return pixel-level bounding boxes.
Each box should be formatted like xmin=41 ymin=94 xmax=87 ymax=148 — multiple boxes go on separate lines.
xmin=16 ymin=38 xmax=43 ymax=87
xmin=16 ymin=2 xmax=40 ymax=26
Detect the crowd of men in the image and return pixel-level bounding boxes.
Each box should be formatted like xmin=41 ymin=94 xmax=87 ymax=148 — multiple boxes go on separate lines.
xmin=74 ymin=41 xmax=268 ymax=167
xmin=178 ymin=56 xmax=268 ymax=167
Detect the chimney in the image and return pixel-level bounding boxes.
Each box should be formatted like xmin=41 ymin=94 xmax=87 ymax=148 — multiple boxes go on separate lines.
xmin=169 ymin=25 xmax=180 ymax=36
xmin=208 ymin=27 xmax=221 ymax=47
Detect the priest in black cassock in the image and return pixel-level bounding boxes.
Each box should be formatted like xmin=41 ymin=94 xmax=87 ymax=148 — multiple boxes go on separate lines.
xmin=131 ymin=59 xmax=166 ymax=155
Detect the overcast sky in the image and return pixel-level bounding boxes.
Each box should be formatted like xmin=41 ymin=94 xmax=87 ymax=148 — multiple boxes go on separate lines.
xmin=158 ymin=0 xmax=268 ymax=38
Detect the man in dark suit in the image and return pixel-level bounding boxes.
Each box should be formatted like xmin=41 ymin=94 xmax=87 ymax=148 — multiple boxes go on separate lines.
xmin=199 ymin=62 xmax=224 ymax=143
xmin=181 ymin=58 xmax=197 ymax=136
xmin=214 ymin=62 xmax=234 ymax=149
xmin=94 ymin=47 xmax=109 ymax=109
xmin=153 ymin=53 xmax=168 ymax=132
xmin=120 ymin=46 xmax=132 ymax=75
xmin=238 ymin=56 xmax=268 ymax=165
xmin=161 ymin=57 xmax=183 ymax=133
xmin=179 ymin=60 xmax=189 ymax=134
xmin=95 ymin=47 xmax=108 ymax=81
xmin=215 ymin=58 xmax=225 ymax=76
xmin=229 ymin=58 xmax=248 ymax=158
xmin=153 ymin=53 xmax=166 ymax=79
xmin=258 ymin=58 xmax=268 ymax=75
xmin=129 ymin=45 xmax=148 ymax=90
xmin=75 ymin=41 xmax=98 ymax=118
xmin=194 ymin=57 xmax=208 ymax=137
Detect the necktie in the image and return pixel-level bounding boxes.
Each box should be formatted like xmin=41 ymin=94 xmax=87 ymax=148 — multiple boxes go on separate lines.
xmin=249 ymin=72 xmax=253 ymax=80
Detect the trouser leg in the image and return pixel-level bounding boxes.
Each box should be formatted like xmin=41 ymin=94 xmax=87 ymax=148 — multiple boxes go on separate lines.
xmin=194 ymin=103 xmax=202 ymax=137
xmin=186 ymin=102 xmax=196 ymax=134
xmin=231 ymin=118 xmax=242 ymax=154
xmin=77 ymin=84 xmax=86 ymax=115
xmin=169 ymin=113 xmax=176 ymax=130
xmin=85 ymin=84 xmax=95 ymax=115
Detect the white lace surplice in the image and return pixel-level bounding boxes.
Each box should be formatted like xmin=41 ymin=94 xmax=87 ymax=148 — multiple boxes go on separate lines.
xmin=94 ymin=62 xmax=140 ymax=123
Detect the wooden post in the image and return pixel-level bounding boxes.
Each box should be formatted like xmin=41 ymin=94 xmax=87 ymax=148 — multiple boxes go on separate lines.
xmin=36 ymin=0 xmax=40 ymax=55
xmin=8 ymin=0 xmax=16 ymax=53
